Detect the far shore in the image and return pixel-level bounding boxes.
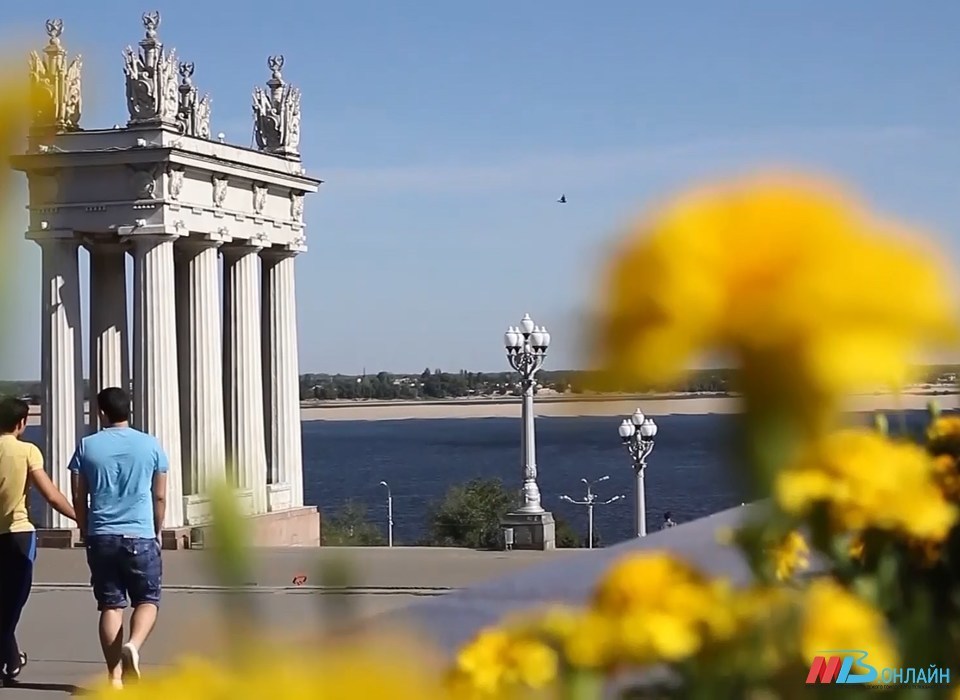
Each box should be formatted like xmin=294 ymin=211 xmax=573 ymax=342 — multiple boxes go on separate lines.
xmin=23 ymin=390 xmax=960 ymax=425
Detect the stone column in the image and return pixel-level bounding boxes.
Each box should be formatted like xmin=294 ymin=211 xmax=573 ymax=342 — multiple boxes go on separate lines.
xmin=223 ymin=243 xmax=268 ymax=515
xmin=88 ymin=242 xmax=129 ymax=432
xmin=36 ymin=236 xmax=84 ymax=529
xmin=261 ymin=248 xmax=303 ymax=510
xmin=132 ymin=236 xmax=184 ymax=528
xmin=175 ymin=236 xmax=227 ymax=524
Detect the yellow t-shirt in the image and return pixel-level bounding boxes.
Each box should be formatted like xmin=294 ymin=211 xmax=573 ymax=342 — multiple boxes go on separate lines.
xmin=0 ymin=434 xmax=43 ymax=534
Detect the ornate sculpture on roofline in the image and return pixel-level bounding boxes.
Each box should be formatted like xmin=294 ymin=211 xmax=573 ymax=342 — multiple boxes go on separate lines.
xmin=122 ymin=11 xmax=179 ymax=126
xmin=176 ymin=62 xmax=211 ymax=139
xmin=252 ymin=55 xmax=301 ymax=157
xmin=28 ymin=19 xmax=83 ymax=133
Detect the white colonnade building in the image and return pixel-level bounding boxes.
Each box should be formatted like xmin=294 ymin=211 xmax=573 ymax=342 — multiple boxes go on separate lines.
xmin=11 ymin=13 xmax=321 ymax=546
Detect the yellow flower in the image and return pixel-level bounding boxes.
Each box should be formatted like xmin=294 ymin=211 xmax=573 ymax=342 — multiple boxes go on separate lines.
xmin=907 ymin=537 xmax=943 ymax=568
xmin=451 ymin=625 xmax=558 ymax=696
xmin=775 ymin=429 xmax=957 ymax=540
xmin=588 ymin=552 xmax=737 ymax=664
xmin=768 ymin=530 xmax=810 ymax=581
xmin=848 ymin=535 xmax=866 ymax=562
xmin=85 ymin=644 xmax=447 ymax=700
xmin=729 ymin=585 xmax=802 ymax=673
xmin=0 ymin=71 xmax=30 ymax=337
xmin=927 ymin=416 xmax=960 ymax=442
xmin=591 ymin=174 xmax=957 ymax=410
xmin=931 ymin=454 xmax=960 ymax=502
xmin=927 ymin=417 xmax=960 ymax=459
xmin=801 ymin=579 xmax=898 ymax=683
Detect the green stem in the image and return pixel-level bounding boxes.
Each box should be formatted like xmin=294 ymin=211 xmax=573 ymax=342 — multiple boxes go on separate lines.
xmin=563 ymin=669 xmax=603 ymax=700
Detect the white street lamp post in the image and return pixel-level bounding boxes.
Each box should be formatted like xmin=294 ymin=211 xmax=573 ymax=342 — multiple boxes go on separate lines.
xmin=504 ymin=313 xmax=551 ymax=514
xmin=618 ymin=409 xmax=658 ymax=537
xmin=379 ymin=480 xmax=393 ymax=547
xmin=560 ymin=475 xmax=623 ymax=549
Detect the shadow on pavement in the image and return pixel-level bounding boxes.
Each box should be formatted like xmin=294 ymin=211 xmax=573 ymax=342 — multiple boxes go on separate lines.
xmin=4 ymin=682 xmax=84 ymax=695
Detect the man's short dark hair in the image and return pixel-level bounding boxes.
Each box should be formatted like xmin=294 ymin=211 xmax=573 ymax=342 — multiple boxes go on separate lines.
xmin=664 ymin=511 xmax=672 ymax=520
xmin=97 ymin=387 xmax=131 ymax=425
xmin=0 ymin=397 xmax=30 ymax=433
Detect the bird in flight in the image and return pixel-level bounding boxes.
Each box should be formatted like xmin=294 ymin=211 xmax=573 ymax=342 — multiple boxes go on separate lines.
xmin=557 ymin=195 xmax=566 ymax=203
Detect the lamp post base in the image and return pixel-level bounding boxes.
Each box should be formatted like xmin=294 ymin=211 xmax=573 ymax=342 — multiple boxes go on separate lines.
xmin=500 ymin=510 xmax=556 ymax=551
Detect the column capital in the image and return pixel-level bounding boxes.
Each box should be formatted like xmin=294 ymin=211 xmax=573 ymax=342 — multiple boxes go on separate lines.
xmin=27 ymin=228 xmax=80 ymax=245
xmin=260 ymin=245 xmax=300 ymax=262
xmin=81 ymin=236 xmax=128 ymax=254
xmin=176 ymin=232 xmax=230 ymax=253
xmin=128 ymin=233 xmax=181 ymax=253
xmin=222 ymin=239 xmax=267 ymax=258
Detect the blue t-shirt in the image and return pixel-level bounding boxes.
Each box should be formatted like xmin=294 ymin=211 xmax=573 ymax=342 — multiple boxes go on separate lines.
xmin=68 ymin=426 xmax=168 ymax=539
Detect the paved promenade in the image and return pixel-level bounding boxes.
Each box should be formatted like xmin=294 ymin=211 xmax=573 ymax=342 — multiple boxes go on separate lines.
xmin=8 ymin=547 xmax=579 ymax=697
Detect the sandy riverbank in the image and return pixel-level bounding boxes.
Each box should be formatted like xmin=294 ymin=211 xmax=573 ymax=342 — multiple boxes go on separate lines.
xmin=24 ymin=392 xmax=958 ymax=426
xmin=298 ymin=392 xmax=959 ymax=422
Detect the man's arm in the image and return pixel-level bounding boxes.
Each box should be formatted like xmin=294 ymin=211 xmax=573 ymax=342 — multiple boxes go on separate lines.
xmin=70 ymin=471 xmax=88 ymax=539
xmin=152 ymin=472 xmax=167 ymax=538
xmin=152 ymin=441 xmax=169 ymax=538
xmin=26 ymin=446 xmax=76 ymax=521
xmin=67 ymin=443 xmax=87 ymax=538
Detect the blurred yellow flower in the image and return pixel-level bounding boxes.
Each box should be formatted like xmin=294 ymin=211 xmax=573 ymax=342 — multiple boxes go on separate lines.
xmin=907 ymin=537 xmax=943 ymax=568
xmin=801 ymin=578 xmax=898 ymax=681
xmin=927 ymin=416 xmax=960 ymax=442
xmin=589 ymin=552 xmax=737 ymax=663
xmin=85 ymin=645 xmax=447 ymax=700
xmin=848 ymin=535 xmax=866 ymax=562
xmin=931 ymin=454 xmax=960 ymax=502
xmin=0 ymin=71 xmax=31 ymax=336
xmin=729 ymin=585 xmax=802 ymax=673
xmin=450 ymin=625 xmax=558 ymax=696
xmin=927 ymin=416 xmax=960 ymax=460
xmin=592 ymin=175 xmax=957 ymax=411
xmin=768 ymin=530 xmax=810 ymax=581
xmin=775 ymin=429 xmax=957 ymax=540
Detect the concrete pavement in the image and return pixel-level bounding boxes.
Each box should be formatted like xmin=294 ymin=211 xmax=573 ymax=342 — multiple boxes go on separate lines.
xmin=5 ymin=546 xmax=581 ymax=697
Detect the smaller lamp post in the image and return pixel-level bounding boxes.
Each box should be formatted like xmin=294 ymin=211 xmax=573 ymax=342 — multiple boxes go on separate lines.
xmin=560 ymin=476 xmax=623 ymax=549
xmin=379 ymin=480 xmax=393 ymax=547
xmin=618 ymin=408 xmax=658 ymax=537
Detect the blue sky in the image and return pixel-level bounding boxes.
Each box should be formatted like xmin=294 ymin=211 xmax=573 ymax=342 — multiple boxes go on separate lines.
xmin=2 ymin=0 xmax=959 ymax=378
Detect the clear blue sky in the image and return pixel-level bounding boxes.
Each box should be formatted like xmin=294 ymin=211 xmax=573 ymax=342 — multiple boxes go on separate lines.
xmin=2 ymin=0 xmax=959 ymax=379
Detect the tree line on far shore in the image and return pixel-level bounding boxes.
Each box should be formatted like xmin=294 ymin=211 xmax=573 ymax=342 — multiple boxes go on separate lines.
xmin=2 ymin=364 xmax=957 ymax=405
xmin=321 ymin=477 xmax=599 ymax=549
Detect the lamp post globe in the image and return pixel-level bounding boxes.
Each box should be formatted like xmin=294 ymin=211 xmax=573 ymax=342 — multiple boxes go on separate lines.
xmin=640 ymin=417 xmax=658 ymax=438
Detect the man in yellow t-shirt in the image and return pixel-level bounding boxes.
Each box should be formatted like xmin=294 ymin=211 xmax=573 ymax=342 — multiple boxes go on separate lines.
xmin=0 ymin=397 xmax=75 ymax=686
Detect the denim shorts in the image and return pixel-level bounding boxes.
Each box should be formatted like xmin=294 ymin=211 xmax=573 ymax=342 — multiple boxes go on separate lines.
xmin=85 ymin=535 xmax=162 ymax=611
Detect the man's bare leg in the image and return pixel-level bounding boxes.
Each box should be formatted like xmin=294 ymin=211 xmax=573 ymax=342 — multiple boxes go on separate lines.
xmin=120 ymin=603 xmax=158 ymax=681
xmin=98 ymin=609 xmax=124 ymax=685
xmin=128 ymin=603 xmax=157 ymax=649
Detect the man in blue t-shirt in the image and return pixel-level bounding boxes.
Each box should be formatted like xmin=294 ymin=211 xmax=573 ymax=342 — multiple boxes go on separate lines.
xmin=69 ymin=387 xmax=167 ymax=690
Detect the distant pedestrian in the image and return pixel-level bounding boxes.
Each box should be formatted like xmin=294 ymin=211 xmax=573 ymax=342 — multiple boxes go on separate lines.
xmin=0 ymin=397 xmax=75 ymax=686
xmin=69 ymin=388 xmax=167 ymax=689
xmin=662 ymin=512 xmax=677 ymax=529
